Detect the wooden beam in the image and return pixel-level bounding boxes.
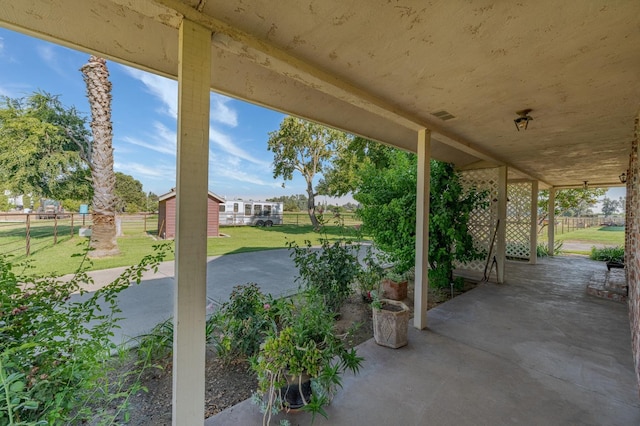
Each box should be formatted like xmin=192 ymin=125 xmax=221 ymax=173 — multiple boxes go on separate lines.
xmin=496 ymin=166 xmax=507 ymax=283
xmin=172 ymin=18 xmax=211 ymax=425
xmin=548 ymin=188 xmax=556 ymax=257
xmin=414 ymin=129 xmax=431 ymax=329
xmin=529 ymin=181 xmax=539 ymax=265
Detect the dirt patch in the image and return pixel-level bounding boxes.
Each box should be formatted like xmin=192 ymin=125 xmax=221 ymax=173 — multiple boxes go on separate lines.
xmin=122 ymin=281 xmax=477 ymax=424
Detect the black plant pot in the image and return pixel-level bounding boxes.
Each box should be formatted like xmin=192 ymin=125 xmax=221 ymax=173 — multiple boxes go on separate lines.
xmin=279 ymin=377 xmax=312 ymax=410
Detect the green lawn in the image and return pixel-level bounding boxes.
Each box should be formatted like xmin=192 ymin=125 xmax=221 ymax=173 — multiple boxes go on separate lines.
xmin=3 ymin=223 xmax=366 ymax=276
xmin=539 ymin=226 xmax=625 ymax=245
xmin=538 ymin=225 xmax=624 ymax=255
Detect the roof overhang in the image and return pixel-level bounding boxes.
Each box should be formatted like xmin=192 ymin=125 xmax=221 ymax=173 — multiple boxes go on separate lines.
xmin=1 ymin=0 xmax=638 ymax=188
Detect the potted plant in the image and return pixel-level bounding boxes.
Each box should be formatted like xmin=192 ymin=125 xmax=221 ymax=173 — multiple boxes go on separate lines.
xmin=356 ymin=246 xmax=385 ymax=303
xmin=251 ymin=290 xmax=363 ymax=424
xmin=372 ymin=297 xmax=410 ymax=349
xmin=381 ymin=269 xmax=409 ymax=301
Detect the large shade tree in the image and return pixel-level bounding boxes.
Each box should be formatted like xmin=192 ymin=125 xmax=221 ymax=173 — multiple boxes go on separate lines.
xmin=80 ymin=56 xmax=119 ymax=257
xmin=267 ymin=116 xmax=347 ymax=229
xmin=114 ymin=172 xmax=146 ymax=213
xmin=0 ymin=92 xmax=91 ymax=200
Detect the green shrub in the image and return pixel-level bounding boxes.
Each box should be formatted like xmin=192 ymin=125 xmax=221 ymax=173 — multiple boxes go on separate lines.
xmin=0 ymin=244 xmax=170 ymax=424
xmin=355 ymin=246 xmax=385 ymax=301
xmin=135 ymin=317 xmax=175 ymax=367
xmin=590 ymin=246 xmax=624 ymax=263
xmin=288 ymin=230 xmax=361 ymax=313
xmin=208 ymin=283 xmax=281 ymax=363
xmin=536 ymin=241 xmax=564 ymax=257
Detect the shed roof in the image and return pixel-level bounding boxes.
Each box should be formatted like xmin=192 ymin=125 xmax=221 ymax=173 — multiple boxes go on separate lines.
xmin=158 ymin=188 xmax=225 ymax=203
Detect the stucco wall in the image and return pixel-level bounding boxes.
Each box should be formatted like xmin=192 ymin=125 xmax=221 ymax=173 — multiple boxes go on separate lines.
xmin=627 ymin=117 xmax=639 ymax=396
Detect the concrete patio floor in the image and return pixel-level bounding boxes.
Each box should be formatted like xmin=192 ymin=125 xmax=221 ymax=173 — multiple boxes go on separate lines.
xmin=207 ymin=256 xmax=640 ymax=425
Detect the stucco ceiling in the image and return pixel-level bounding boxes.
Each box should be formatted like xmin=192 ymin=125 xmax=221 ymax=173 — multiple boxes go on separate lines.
xmin=1 ymin=0 xmax=638 ymax=188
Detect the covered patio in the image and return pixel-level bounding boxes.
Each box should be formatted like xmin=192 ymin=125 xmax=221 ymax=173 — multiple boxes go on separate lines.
xmin=208 ymin=256 xmax=640 ymax=425
xmin=1 ymin=1 xmax=639 ymax=424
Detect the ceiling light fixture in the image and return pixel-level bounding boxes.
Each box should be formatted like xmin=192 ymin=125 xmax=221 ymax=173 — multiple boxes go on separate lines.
xmin=514 ymin=109 xmax=533 ymax=131
xmin=619 ymin=172 xmax=627 ymax=183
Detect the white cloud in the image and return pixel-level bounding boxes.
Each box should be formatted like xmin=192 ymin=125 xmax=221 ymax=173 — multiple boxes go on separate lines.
xmin=122 ymin=66 xmax=178 ymax=118
xmin=121 ymin=65 xmax=239 ymax=128
xmin=115 ymin=160 xmax=175 ymax=180
xmin=210 ymin=93 xmax=237 ymax=127
xmin=209 ymin=152 xmax=279 ymax=188
xmin=0 ymin=37 xmax=4 ymax=54
xmin=36 ymin=44 xmax=55 ymax=62
xmin=121 ymin=121 xmax=176 ymax=155
xmin=209 ymin=126 xmax=269 ymax=168
xmin=35 ymin=44 xmax=68 ymax=78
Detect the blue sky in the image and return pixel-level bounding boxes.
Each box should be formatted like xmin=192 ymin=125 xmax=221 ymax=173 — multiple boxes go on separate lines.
xmin=0 ymin=27 xmax=624 ymax=211
xmin=0 ymin=27 xmax=320 ymax=202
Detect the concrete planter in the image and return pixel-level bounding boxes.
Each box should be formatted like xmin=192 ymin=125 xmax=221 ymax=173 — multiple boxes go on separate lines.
xmin=373 ymin=299 xmax=409 ymax=348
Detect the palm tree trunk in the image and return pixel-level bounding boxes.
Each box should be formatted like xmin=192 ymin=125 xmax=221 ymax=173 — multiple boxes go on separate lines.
xmin=81 ymin=56 xmax=119 ymax=257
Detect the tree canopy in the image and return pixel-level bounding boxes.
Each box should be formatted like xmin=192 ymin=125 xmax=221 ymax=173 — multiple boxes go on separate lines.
xmin=0 ymin=92 xmax=91 ymax=200
xmin=115 ymin=172 xmax=146 ymax=213
xmin=267 ymin=116 xmax=348 ymax=228
xmin=318 ymin=136 xmax=394 ymax=197
xmin=601 ymin=197 xmax=620 ymax=217
xmin=266 ymin=194 xmax=308 ymax=212
xmin=354 ymin=147 xmax=486 ymax=288
xmin=538 ymin=188 xmax=607 ymax=225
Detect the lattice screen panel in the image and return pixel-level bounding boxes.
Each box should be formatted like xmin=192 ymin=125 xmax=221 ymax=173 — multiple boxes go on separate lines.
xmin=506 ymin=182 xmax=532 ymax=260
xmin=455 ymin=168 xmax=499 ymax=272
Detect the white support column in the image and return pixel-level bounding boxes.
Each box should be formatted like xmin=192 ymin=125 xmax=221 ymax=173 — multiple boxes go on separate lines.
xmin=172 ymin=19 xmax=211 ymax=425
xmin=547 ymin=188 xmax=555 ymax=256
xmin=529 ymin=181 xmax=539 ymax=264
xmin=414 ymin=129 xmax=431 ymax=329
xmin=496 ymin=166 xmax=508 ymax=283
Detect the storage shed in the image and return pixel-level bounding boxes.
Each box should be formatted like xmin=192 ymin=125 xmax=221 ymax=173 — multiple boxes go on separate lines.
xmin=157 ymin=189 xmax=224 ymax=239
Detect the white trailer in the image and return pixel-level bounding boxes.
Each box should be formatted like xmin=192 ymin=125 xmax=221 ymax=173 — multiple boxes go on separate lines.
xmin=219 ymin=200 xmax=284 ymax=226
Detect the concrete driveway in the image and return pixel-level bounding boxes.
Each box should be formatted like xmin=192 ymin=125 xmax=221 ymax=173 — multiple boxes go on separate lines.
xmin=69 ymin=248 xmax=302 ymax=345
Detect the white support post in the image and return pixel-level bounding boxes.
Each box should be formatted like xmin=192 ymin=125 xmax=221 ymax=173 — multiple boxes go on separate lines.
xmin=414 ymin=129 xmax=431 ymax=329
xmin=548 ymin=188 xmax=555 ymax=256
xmin=172 ymin=19 xmax=211 ymax=425
xmin=496 ymin=166 xmax=507 ymax=283
xmin=529 ymin=181 xmax=539 ymax=264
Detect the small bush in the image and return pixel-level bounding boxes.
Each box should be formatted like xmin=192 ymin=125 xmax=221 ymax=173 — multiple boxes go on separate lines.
xmin=537 ymin=241 xmax=564 ymax=257
xmin=590 ymin=246 xmax=624 ymax=263
xmin=135 ymin=317 xmax=175 ymax=367
xmin=0 ymin=244 xmax=170 ymax=424
xmin=208 ymin=283 xmax=281 ymax=363
xmin=288 ymin=228 xmax=361 ymax=313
